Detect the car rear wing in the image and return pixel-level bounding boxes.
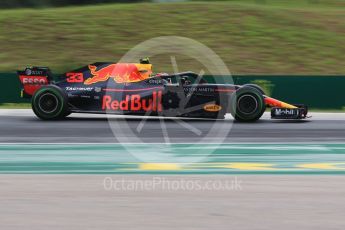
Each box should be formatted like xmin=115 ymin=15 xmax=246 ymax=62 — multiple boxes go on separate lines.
xmin=17 ymin=67 xmax=53 ymax=98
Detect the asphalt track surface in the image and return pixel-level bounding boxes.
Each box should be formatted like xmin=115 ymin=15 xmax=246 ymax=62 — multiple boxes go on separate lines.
xmin=1 ymin=175 xmax=345 ymax=230
xmin=2 ymin=110 xmax=345 ymax=229
xmin=1 ymin=110 xmax=345 ymax=143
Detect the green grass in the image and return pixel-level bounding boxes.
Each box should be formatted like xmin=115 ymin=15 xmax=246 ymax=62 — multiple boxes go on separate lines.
xmin=192 ymin=0 xmax=345 ymax=8
xmin=0 ymin=1 xmax=344 ymax=74
xmin=0 ymin=103 xmax=31 ymax=109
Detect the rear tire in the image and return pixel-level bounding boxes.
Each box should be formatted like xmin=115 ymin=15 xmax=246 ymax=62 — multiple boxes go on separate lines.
xmin=230 ymin=86 xmax=266 ymax=122
xmin=32 ymin=85 xmax=69 ymax=120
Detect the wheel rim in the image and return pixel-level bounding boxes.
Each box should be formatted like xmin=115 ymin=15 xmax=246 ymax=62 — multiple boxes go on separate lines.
xmin=237 ymin=94 xmax=258 ymax=115
xmin=38 ymin=93 xmax=59 ymax=114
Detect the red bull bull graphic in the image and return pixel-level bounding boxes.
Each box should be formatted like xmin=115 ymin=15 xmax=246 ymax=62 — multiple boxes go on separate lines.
xmin=102 ymin=91 xmax=163 ymax=112
xmin=84 ymin=63 xmax=152 ymax=85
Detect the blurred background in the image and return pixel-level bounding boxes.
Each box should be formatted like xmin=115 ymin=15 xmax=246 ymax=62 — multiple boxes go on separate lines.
xmin=0 ymin=0 xmax=344 ymax=108
xmin=0 ymin=0 xmax=344 ymax=74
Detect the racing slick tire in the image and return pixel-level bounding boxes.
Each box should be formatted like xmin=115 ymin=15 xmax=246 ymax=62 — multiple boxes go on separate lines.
xmin=32 ymin=85 xmax=69 ymax=120
xmin=243 ymin=84 xmax=265 ymax=95
xmin=230 ymin=86 xmax=266 ymax=122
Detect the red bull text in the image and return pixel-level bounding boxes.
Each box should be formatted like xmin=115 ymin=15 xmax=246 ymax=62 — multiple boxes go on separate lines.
xmin=102 ymin=91 xmax=163 ymax=112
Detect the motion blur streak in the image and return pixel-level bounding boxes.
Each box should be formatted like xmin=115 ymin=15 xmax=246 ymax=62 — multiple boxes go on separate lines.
xmin=1 ymin=144 xmax=345 ymax=174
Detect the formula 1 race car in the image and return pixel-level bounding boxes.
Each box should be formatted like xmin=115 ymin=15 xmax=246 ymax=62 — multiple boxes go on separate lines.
xmin=17 ymin=59 xmax=308 ymax=121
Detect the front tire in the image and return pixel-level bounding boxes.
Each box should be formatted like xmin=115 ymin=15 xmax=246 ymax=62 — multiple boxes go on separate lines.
xmin=243 ymin=84 xmax=265 ymax=95
xmin=230 ymin=86 xmax=266 ymax=122
xmin=32 ymin=85 xmax=69 ymax=120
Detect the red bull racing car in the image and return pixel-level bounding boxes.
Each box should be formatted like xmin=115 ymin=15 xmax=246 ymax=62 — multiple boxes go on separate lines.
xmin=17 ymin=59 xmax=308 ymax=121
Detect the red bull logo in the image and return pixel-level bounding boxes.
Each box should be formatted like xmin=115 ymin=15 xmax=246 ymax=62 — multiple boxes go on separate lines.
xmin=102 ymin=91 xmax=162 ymax=112
xmin=84 ymin=63 xmax=152 ymax=85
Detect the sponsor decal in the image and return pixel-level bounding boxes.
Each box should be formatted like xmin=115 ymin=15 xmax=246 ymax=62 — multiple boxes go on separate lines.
xmin=102 ymin=91 xmax=162 ymax=112
xmin=19 ymin=75 xmax=48 ymax=96
xmin=25 ymin=69 xmax=44 ymax=76
xmin=274 ymin=108 xmax=298 ymax=116
xmin=65 ymin=86 xmax=93 ymax=92
xmin=84 ymin=63 xmax=152 ymax=85
xmin=184 ymin=87 xmax=215 ymax=93
xmin=204 ymin=104 xmax=222 ymax=112
xmin=20 ymin=76 xmax=47 ymax=85
xmin=25 ymin=69 xmax=32 ymax=75
xmin=80 ymin=95 xmax=91 ymax=99
xmin=148 ymin=79 xmax=163 ymax=84
xmin=67 ymin=94 xmax=78 ymax=98
xmin=95 ymin=87 xmax=102 ymax=93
